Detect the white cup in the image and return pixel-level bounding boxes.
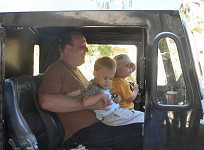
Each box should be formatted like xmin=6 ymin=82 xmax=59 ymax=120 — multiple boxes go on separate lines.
xmin=166 ymin=91 xmax=178 ymax=105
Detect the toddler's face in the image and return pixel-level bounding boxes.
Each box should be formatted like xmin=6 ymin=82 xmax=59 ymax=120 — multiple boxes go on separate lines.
xmin=116 ymin=64 xmax=133 ymax=77
xmin=94 ymin=68 xmax=115 ymax=89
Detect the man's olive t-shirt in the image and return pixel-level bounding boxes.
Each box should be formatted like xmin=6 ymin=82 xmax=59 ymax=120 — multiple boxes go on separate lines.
xmin=38 ymin=59 xmax=98 ymax=142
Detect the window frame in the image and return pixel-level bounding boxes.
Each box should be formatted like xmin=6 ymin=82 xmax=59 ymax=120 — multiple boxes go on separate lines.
xmin=151 ymin=32 xmax=193 ymax=110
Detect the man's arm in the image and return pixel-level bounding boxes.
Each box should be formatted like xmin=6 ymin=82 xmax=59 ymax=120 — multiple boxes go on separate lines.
xmin=39 ymin=93 xmax=84 ymax=112
xmin=39 ymin=93 xmax=110 ymax=113
xmin=82 ymin=92 xmax=110 ymax=107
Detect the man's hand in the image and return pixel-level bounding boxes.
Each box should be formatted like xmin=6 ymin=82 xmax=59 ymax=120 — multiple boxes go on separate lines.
xmin=88 ymin=92 xmax=111 ymax=110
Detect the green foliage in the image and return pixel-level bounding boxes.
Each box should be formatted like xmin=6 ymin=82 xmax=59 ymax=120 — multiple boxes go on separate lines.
xmin=179 ymin=1 xmax=204 ymax=34
xmin=98 ymin=45 xmax=113 ymax=56
xmin=87 ymin=45 xmax=95 ymax=56
xmin=111 ymin=47 xmax=127 ymax=54
xmin=193 ymin=28 xmax=203 ymax=33
xmin=87 ymin=44 xmax=127 ymax=56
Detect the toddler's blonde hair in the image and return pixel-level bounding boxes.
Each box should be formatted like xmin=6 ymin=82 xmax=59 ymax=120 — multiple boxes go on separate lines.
xmin=94 ymin=56 xmax=116 ymax=72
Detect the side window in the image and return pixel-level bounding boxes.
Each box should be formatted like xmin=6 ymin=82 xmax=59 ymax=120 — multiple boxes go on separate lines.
xmin=33 ymin=44 xmax=40 ymax=76
xmin=157 ymin=37 xmax=188 ymax=106
xmin=79 ymin=44 xmax=137 ymax=81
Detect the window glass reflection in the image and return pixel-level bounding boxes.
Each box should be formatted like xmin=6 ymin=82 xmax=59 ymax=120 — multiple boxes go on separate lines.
xmin=157 ymin=37 xmax=188 ymax=106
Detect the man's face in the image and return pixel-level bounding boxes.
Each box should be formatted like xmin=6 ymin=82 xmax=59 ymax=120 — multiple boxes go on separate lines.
xmin=68 ymin=35 xmax=88 ymax=67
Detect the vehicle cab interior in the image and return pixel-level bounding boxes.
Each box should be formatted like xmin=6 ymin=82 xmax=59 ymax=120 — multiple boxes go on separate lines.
xmin=1 ymin=10 xmax=204 ymax=150
xmin=2 ymin=13 xmax=146 ymax=149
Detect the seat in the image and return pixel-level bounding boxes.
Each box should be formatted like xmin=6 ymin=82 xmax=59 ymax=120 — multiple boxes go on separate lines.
xmin=4 ymin=76 xmax=39 ymax=150
xmin=33 ymin=74 xmax=65 ymax=150
xmin=5 ymin=74 xmax=111 ymax=150
xmin=4 ymin=75 xmax=64 ymax=150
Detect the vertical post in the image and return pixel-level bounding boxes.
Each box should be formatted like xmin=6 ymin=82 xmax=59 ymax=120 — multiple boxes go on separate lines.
xmin=0 ymin=27 xmax=5 ymax=150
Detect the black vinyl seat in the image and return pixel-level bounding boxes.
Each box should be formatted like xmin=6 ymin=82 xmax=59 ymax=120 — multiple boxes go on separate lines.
xmin=33 ymin=74 xmax=65 ymax=150
xmin=4 ymin=75 xmax=64 ymax=150
xmin=4 ymin=74 xmax=111 ymax=150
xmin=4 ymin=75 xmax=39 ymax=150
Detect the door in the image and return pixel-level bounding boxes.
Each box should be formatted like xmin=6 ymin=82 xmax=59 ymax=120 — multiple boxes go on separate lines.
xmin=144 ymin=32 xmax=202 ymax=150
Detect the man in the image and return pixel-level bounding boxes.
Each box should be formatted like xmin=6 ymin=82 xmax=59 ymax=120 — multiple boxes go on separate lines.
xmin=38 ymin=32 xmax=143 ymax=149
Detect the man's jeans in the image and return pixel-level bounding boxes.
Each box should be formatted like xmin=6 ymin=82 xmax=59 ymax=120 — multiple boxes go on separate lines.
xmin=63 ymin=122 xmax=143 ymax=150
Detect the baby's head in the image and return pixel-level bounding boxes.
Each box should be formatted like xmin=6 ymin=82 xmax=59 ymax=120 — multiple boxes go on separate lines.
xmin=114 ymin=54 xmax=135 ymax=77
xmin=94 ymin=56 xmax=116 ymax=89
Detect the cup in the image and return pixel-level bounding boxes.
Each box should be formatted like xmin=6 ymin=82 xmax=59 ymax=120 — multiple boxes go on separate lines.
xmin=166 ymin=91 xmax=177 ymax=105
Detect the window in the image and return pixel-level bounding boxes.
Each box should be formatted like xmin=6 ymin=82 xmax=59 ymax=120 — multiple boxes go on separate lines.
xmin=79 ymin=44 xmax=137 ymax=81
xmin=157 ymin=37 xmax=188 ymax=106
xmin=33 ymin=44 xmax=39 ymax=76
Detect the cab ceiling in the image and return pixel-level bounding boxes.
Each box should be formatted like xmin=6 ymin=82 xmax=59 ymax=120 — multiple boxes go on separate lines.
xmin=34 ymin=26 xmax=144 ymax=45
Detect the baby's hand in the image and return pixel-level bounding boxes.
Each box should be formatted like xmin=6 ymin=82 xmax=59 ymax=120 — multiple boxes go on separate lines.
xmin=112 ymin=94 xmax=121 ymax=103
xmin=129 ymin=81 xmax=135 ymax=91
xmin=130 ymin=82 xmax=139 ymax=92
xmin=129 ymin=81 xmax=135 ymax=86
